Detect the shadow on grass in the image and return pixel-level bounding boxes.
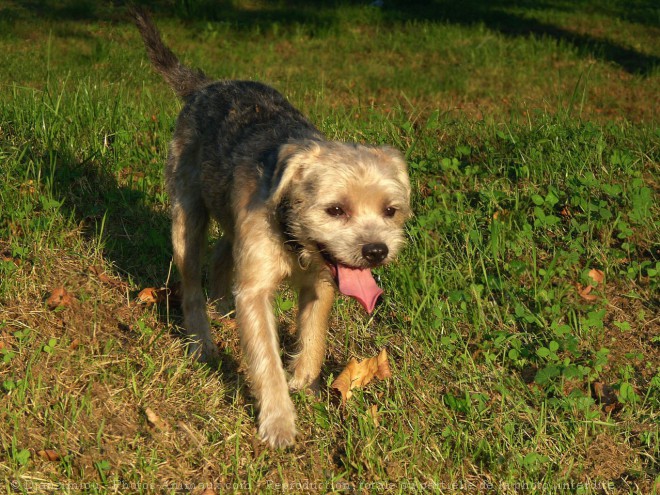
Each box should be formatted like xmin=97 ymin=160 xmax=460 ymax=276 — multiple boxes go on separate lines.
xmin=48 ymin=147 xmax=243 ymax=400
xmin=4 ymin=0 xmax=658 ymax=75
xmin=387 ymin=0 xmax=660 ymax=76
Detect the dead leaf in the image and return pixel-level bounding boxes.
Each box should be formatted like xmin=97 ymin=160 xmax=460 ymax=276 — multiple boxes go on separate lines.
xmin=331 ymin=349 xmax=392 ymax=402
xmin=46 ymin=287 xmax=73 ymax=310
xmin=144 ymin=407 xmax=169 ymax=431
xmin=577 ymin=283 xmax=598 ymax=302
xmin=199 ymin=489 xmax=217 ymax=495
xmin=575 ymin=268 xmax=606 ymax=302
xmin=587 ymin=268 xmax=605 ymax=285
xmin=36 ymin=449 xmax=61 ymax=461
xmin=137 ymin=287 xmax=160 ymax=304
xmin=136 ymin=287 xmax=173 ymax=305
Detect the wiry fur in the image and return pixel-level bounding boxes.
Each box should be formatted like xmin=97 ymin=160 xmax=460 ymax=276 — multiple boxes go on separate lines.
xmin=133 ymin=9 xmax=411 ymax=448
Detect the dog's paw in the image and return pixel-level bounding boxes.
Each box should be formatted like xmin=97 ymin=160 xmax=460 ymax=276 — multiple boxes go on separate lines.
xmin=187 ymin=339 xmax=221 ymax=366
xmin=259 ymin=410 xmax=297 ymax=449
xmin=288 ymin=374 xmax=320 ymax=395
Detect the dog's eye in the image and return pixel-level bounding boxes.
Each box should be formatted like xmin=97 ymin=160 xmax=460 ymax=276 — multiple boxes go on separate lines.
xmin=384 ymin=206 xmax=397 ymax=218
xmin=325 ymin=205 xmax=346 ymax=217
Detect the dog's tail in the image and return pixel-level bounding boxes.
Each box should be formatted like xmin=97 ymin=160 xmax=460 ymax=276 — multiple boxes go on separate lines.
xmin=132 ymin=7 xmax=209 ymax=100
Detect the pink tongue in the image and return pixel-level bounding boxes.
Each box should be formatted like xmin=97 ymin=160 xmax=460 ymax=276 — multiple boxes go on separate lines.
xmin=336 ymin=265 xmax=383 ymax=314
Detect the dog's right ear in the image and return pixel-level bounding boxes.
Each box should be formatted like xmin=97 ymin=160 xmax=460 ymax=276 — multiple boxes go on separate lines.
xmin=268 ymin=140 xmax=320 ymax=206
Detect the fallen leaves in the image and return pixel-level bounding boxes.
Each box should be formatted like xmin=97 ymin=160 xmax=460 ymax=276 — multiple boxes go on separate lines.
xmin=46 ymin=287 xmax=74 ymax=310
xmin=35 ymin=449 xmax=61 ymax=462
xmin=587 ymin=269 xmax=605 ymax=285
xmin=331 ymin=349 xmax=392 ymax=402
xmin=136 ymin=285 xmax=181 ymax=306
xmin=576 ymin=268 xmax=605 ymax=302
xmin=137 ymin=287 xmax=161 ymax=305
xmin=144 ymin=407 xmax=170 ymax=431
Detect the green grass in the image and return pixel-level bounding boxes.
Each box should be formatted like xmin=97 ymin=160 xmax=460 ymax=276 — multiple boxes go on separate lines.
xmin=1 ymin=1 xmax=659 ymax=493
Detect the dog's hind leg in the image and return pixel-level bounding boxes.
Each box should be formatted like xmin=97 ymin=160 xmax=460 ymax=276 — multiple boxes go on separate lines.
xmin=168 ymin=139 xmax=220 ymax=364
xmin=209 ymin=236 xmax=234 ymax=312
xmin=172 ymin=197 xmax=220 ymax=364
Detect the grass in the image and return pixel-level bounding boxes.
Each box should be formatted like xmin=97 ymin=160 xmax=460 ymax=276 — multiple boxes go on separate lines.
xmin=1 ymin=0 xmax=659 ymax=493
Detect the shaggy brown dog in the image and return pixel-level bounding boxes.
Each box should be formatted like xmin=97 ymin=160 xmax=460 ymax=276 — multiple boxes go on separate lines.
xmin=134 ymin=10 xmax=410 ymax=447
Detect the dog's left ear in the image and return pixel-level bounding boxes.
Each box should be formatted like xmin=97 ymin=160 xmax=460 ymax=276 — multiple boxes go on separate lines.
xmin=375 ymin=146 xmax=411 ymax=203
xmin=269 ymin=140 xmax=320 ymax=205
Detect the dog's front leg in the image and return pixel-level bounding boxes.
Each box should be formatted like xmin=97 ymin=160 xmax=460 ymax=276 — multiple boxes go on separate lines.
xmin=233 ymin=230 xmax=296 ymax=448
xmin=235 ymin=285 xmax=296 ymax=447
xmin=289 ymin=270 xmax=335 ymax=393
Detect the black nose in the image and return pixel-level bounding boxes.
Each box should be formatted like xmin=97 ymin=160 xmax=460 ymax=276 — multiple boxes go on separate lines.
xmin=362 ymin=243 xmax=389 ymax=264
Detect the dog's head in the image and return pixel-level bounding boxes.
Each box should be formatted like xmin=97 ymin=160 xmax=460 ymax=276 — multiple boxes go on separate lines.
xmin=269 ymin=140 xmax=411 ymax=312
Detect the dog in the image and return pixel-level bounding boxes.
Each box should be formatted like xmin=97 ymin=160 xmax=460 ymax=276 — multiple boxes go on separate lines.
xmin=134 ymin=9 xmax=411 ymax=448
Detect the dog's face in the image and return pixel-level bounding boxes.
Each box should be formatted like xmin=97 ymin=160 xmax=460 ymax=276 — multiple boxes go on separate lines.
xmin=271 ymin=141 xmax=411 ymax=273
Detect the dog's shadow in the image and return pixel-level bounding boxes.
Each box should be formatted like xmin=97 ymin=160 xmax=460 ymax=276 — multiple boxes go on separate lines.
xmin=50 ymin=147 xmax=244 ymax=403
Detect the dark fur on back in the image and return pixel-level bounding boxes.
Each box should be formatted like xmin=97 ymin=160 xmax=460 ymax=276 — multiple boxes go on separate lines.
xmin=132 ymin=7 xmax=209 ymax=99
xmin=190 ymin=80 xmax=323 ymax=221
xmin=133 ymin=9 xmax=324 ymax=227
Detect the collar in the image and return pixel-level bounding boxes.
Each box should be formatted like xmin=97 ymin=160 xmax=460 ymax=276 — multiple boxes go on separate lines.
xmin=276 ymin=200 xmax=304 ymax=254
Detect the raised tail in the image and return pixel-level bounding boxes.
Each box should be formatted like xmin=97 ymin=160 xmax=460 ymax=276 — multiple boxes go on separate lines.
xmin=132 ymin=7 xmax=209 ymax=100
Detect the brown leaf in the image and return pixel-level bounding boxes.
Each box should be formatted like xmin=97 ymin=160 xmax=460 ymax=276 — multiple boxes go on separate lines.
xmin=136 ymin=287 xmax=173 ymax=305
xmin=576 ymin=268 xmax=605 ymax=302
xmin=587 ymin=269 xmax=605 ymax=285
xmin=576 ymin=283 xmax=598 ymax=302
xmin=46 ymin=287 xmax=73 ymax=310
xmin=136 ymin=287 xmax=160 ymax=305
xmin=330 ymin=349 xmax=392 ymax=402
xmin=144 ymin=407 xmax=169 ymax=431
xmin=36 ymin=449 xmax=61 ymax=461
